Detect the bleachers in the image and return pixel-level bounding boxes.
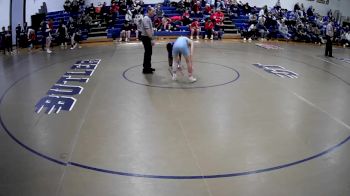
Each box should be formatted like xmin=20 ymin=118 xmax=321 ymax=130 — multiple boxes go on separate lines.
xmin=34 ymin=11 xmax=89 ymax=44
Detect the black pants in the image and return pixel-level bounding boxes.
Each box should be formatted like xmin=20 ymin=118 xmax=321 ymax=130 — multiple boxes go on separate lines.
xmin=141 ymin=36 xmax=152 ymax=70
xmin=325 ymin=35 xmax=332 ymax=57
xmin=202 ymin=29 xmax=213 ymax=39
xmin=5 ymin=38 xmax=12 ymax=52
xmin=166 ymin=43 xmax=181 ymax=67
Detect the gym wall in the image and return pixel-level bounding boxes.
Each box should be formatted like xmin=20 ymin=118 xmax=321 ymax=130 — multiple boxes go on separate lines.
xmin=0 ymin=0 xmax=10 ymax=28
xmin=24 ymin=0 xmax=350 ymax=26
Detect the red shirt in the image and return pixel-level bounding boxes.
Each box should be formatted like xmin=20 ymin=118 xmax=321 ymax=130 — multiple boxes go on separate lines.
xmin=111 ymin=4 xmax=119 ymax=13
xmin=210 ymin=11 xmax=224 ymax=24
xmin=205 ymin=21 xmax=214 ymax=30
xmin=193 ymin=4 xmax=200 ymax=12
xmin=48 ymin=21 xmax=54 ymax=30
xmin=183 ymin=12 xmax=190 ymax=18
xmin=170 ymin=15 xmax=182 ymax=21
xmin=190 ymin=21 xmax=199 ymax=28
xmin=204 ymin=6 xmax=212 ymax=14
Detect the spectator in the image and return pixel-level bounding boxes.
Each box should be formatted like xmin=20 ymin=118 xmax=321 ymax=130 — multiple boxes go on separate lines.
xmin=278 ymin=22 xmax=291 ymax=39
xmin=203 ymin=18 xmax=214 ymax=39
xmin=182 ymin=10 xmax=191 ymax=26
xmin=134 ymin=13 xmax=143 ymax=40
xmin=192 ymin=1 xmax=201 ymax=14
xmin=71 ymin=0 xmax=79 ymax=13
xmin=228 ymin=3 xmax=238 ymax=18
xmin=83 ymin=13 xmax=92 ymax=32
xmin=56 ymin=19 xmax=68 ymax=49
xmin=242 ymin=3 xmax=251 ymax=15
xmin=340 ymin=31 xmax=350 ymax=47
xmin=243 ymin=23 xmax=257 ymax=41
xmin=0 ymin=27 xmax=6 ymax=55
xmin=125 ymin=9 xmax=133 ymax=22
xmin=325 ymin=20 xmax=334 ymax=57
xmin=120 ymin=21 xmax=131 ymax=42
xmin=216 ymin=0 xmax=225 ymax=9
xmin=256 ymin=16 xmax=269 ymax=40
xmin=88 ymin=3 xmax=96 ymax=19
xmin=27 ymin=26 xmax=36 ymax=51
xmin=274 ymin=0 xmax=281 ymax=10
xmin=64 ymin=0 xmax=71 ymax=13
xmin=249 ymin=14 xmax=258 ymax=24
xmin=15 ymin=24 xmax=22 ymax=48
xmin=155 ymin=4 xmax=164 ymax=18
xmin=119 ymin=1 xmax=127 ymax=15
xmin=161 ymin=17 xmax=171 ymax=31
xmin=190 ymin=19 xmax=200 ymax=39
xmin=307 ymin=6 xmax=314 ymax=17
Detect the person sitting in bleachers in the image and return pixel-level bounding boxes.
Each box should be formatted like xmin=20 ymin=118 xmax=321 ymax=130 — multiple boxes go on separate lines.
xmin=119 ymin=1 xmax=128 ymax=15
xmin=133 ymin=1 xmax=143 ymax=15
xmin=64 ymin=0 xmax=71 ymax=13
xmin=119 ymin=21 xmax=131 ymax=42
xmin=211 ymin=8 xmax=224 ymax=39
xmin=129 ymin=20 xmax=139 ymax=40
xmin=87 ymin=3 xmax=96 ymax=19
xmin=110 ymin=3 xmax=119 ymax=21
xmin=307 ymin=6 xmax=314 ymax=17
xmin=203 ymin=18 xmax=214 ymax=39
xmin=184 ymin=0 xmax=191 ymax=10
xmin=155 ymin=4 xmax=164 ymax=18
xmin=192 ymin=1 xmax=201 ymax=15
xmin=203 ymin=3 xmax=212 ymax=18
xmin=78 ymin=0 xmax=85 ymax=11
xmin=228 ymin=2 xmax=238 ymax=18
xmin=278 ymin=21 xmax=291 ymax=40
xmin=211 ymin=8 xmax=224 ymax=25
xmin=340 ymin=30 xmax=350 ymax=47
xmin=274 ymin=0 xmax=281 ymax=11
xmin=153 ymin=16 xmax=162 ymax=31
xmin=125 ymin=8 xmax=133 ymax=23
xmin=71 ymin=0 xmax=80 ymax=13
xmin=161 ymin=17 xmax=172 ymax=31
xmin=256 ymin=15 xmax=269 ymax=40
xmin=310 ymin=24 xmax=322 ymax=44
xmin=259 ymin=5 xmax=267 ymax=17
xmin=243 ymin=23 xmax=257 ymax=41
xmin=27 ymin=26 xmax=36 ymax=51
xmin=249 ymin=14 xmax=258 ymax=24
xmin=190 ymin=19 xmax=200 ymax=39
xmin=83 ymin=13 xmax=93 ymax=32
xmin=182 ymin=10 xmax=192 ymax=26
xmin=134 ymin=13 xmax=143 ymax=40
xmin=100 ymin=2 xmax=110 ymax=22
xmin=242 ymin=3 xmax=251 ymax=16
xmin=216 ymin=0 xmax=225 ymax=10
xmin=170 ymin=15 xmax=183 ymax=27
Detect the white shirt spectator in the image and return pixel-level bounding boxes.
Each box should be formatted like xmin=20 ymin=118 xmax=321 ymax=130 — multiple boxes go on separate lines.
xmin=345 ymin=32 xmax=350 ymax=41
xmin=258 ymin=9 xmax=264 ymax=17
xmin=248 ymin=24 xmax=256 ymax=31
xmin=278 ymin=23 xmax=288 ymax=34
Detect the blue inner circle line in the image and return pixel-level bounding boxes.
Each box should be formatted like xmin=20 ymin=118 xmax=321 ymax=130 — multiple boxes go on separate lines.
xmin=68 ymin=134 xmax=350 ymax=179
xmin=122 ymin=61 xmax=240 ymax=89
xmin=1 ymin=60 xmax=350 ymax=179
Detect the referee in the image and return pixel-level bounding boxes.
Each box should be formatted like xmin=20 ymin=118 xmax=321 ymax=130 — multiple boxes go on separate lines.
xmin=140 ymin=6 xmax=156 ymax=74
xmin=325 ymin=20 xmax=334 ymax=57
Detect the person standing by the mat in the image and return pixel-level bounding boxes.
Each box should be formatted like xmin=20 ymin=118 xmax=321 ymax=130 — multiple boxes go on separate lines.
xmin=325 ymin=20 xmax=334 ymax=57
xmin=140 ymin=6 xmax=156 ymax=74
xmin=172 ymin=36 xmax=196 ymax=82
